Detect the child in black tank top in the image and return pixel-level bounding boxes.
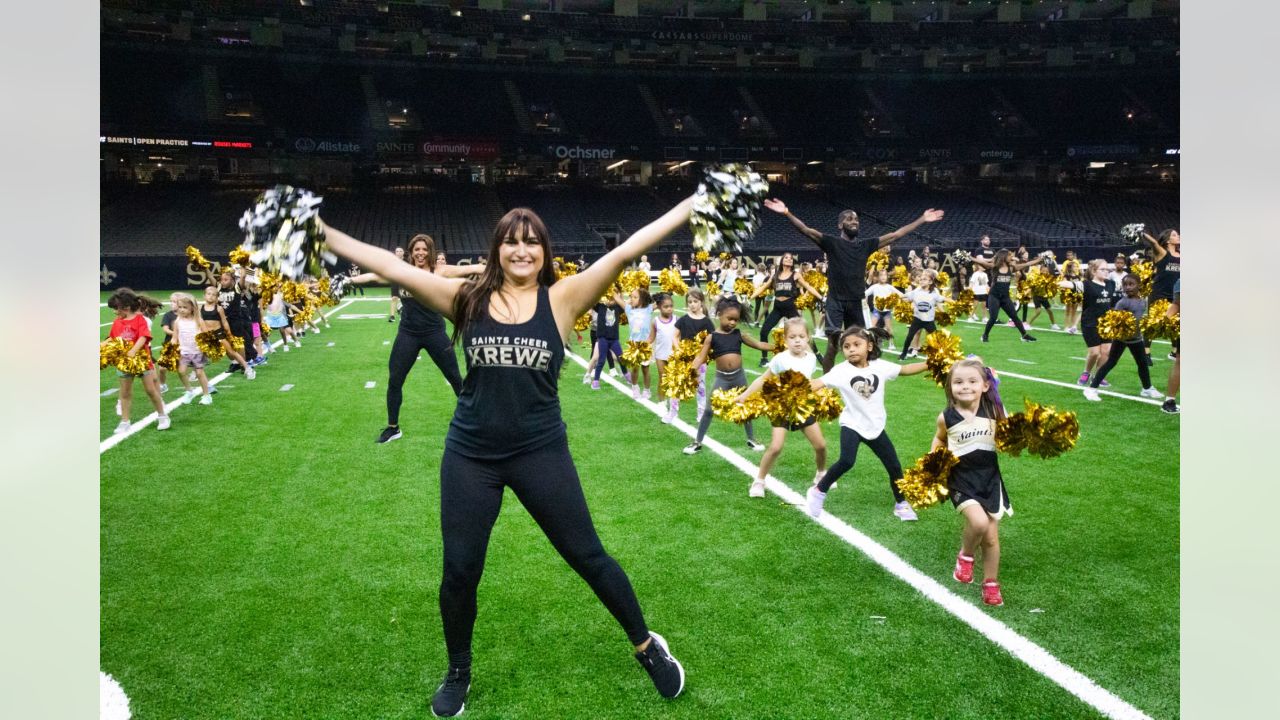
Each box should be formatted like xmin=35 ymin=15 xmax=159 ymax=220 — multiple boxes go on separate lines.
xmin=684 ymin=298 xmax=773 ymax=455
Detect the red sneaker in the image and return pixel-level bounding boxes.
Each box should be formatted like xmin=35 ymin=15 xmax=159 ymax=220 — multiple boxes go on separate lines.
xmin=953 ymin=553 xmax=974 ymax=584
xmin=982 ymin=580 xmax=1004 ymax=607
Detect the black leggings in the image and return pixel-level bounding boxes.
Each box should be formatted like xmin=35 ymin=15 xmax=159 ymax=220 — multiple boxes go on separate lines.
xmin=1091 ymin=340 xmax=1152 ymax=389
xmin=387 ymin=328 xmax=462 ymax=425
xmin=817 ymin=427 xmax=905 ymax=502
xmin=899 ymin=318 xmax=937 ymax=358
xmin=982 ymin=293 xmax=1030 ymax=340
xmin=695 ymin=367 xmax=756 ymax=443
xmin=758 ymin=301 xmax=799 ymax=362
xmin=439 ymin=441 xmax=651 ymax=667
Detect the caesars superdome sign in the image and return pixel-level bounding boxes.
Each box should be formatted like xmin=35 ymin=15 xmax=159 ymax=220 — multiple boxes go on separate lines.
xmin=546 ymin=144 xmax=617 ymax=160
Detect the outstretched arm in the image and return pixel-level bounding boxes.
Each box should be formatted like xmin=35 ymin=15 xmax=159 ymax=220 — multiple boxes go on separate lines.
xmin=321 ymin=222 xmax=465 ymax=317
xmin=1139 ymin=231 xmax=1169 ymax=262
xmin=742 ymin=333 xmax=774 ymax=352
xmin=898 ymin=361 xmax=929 ymax=377
xmin=764 ymin=198 xmax=824 ymax=244
xmin=551 ymin=197 xmax=694 ymax=332
xmin=876 ymin=209 xmax=945 ymax=249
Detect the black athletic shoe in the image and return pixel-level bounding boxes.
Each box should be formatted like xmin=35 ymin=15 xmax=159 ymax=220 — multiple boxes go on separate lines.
xmin=376 ymin=426 xmax=403 ymax=444
xmin=635 ymin=632 xmax=685 ymax=699
xmin=980 ymin=336 xmax=990 ymax=343
xmin=430 ymin=667 xmax=471 ymax=717
xmin=1161 ymin=399 xmax=1180 ymax=414
xmin=1021 ymin=334 xmax=1038 ymax=342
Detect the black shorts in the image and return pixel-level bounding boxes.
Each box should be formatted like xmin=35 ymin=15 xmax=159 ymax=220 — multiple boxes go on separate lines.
xmin=823 ymin=298 xmax=866 ymax=338
xmin=1033 ymin=296 xmax=1052 ymax=309
xmin=1081 ymin=323 xmax=1104 ymax=348
xmin=973 ymin=293 xmax=988 ymax=306
xmin=771 ymin=416 xmax=817 ymax=431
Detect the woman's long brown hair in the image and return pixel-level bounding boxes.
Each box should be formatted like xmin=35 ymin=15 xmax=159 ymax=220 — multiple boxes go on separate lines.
xmin=451 ymin=208 xmax=556 ymax=345
xmin=407 ymin=233 xmax=437 ymax=271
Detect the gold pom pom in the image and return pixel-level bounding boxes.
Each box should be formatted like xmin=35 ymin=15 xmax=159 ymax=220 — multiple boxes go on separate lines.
xmin=186 ymin=245 xmax=212 ymax=271
xmin=873 ymin=294 xmax=899 ymax=312
xmin=802 ymin=269 xmax=828 ymax=297
xmin=660 ymin=358 xmax=700 ymax=401
xmin=117 ymin=350 xmax=151 ymax=376
xmin=1014 ymin=277 xmax=1032 ymax=303
xmin=719 ymin=251 xmax=733 ymax=262
xmin=706 ymin=281 xmax=722 ymax=298
xmin=711 ymin=387 xmax=765 ymax=424
xmin=811 ymin=387 xmax=844 ymax=422
xmin=574 ymin=313 xmax=591 ymax=333
xmin=935 ymin=271 xmax=951 ymax=292
xmin=621 ymin=340 xmax=652 ymax=368
xmin=195 ymin=330 xmax=225 ymax=360
xmin=733 ymin=277 xmax=754 ymax=297
xmin=996 ymin=399 xmax=1080 ymax=459
xmin=100 ymin=338 xmax=127 ymax=370
xmin=866 ymin=250 xmax=890 ymax=274
xmin=283 ymin=281 xmax=309 ymax=305
xmin=1025 ymin=267 xmax=1059 ymax=300
xmin=1097 ymin=309 xmax=1137 ymax=341
xmin=1140 ymin=299 xmax=1180 ymax=341
xmin=260 ymin=321 xmax=271 ymax=338
xmin=673 ymin=333 xmax=706 ymax=363
xmin=895 ymin=447 xmax=960 ymax=510
xmin=890 ymin=266 xmax=910 ymax=291
xmin=922 ymin=329 xmax=964 ymax=386
xmin=1129 ymin=261 xmax=1156 ymax=297
xmin=618 ymin=269 xmax=650 ymax=295
xmin=658 ymin=268 xmax=688 ymax=295
xmin=257 ymin=271 xmax=282 ymax=301
xmin=794 ymin=292 xmax=815 ymax=311
xmin=934 ymin=306 xmax=955 ymax=328
xmin=760 ymin=369 xmax=821 ymax=425
xmin=770 ymin=326 xmax=787 ymax=354
xmin=695 ymin=250 xmax=710 ymax=263
xmin=228 ymin=247 xmax=251 ymax=267
xmin=1060 ymin=287 xmax=1083 ymax=306
xmin=156 ymin=342 xmax=181 ymax=371
xmin=226 ymin=332 xmax=245 ymax=352
xmin=554 ymin=257 xmax=579 ymax=281
xmin=892 ymin=295 xmax=914 ymax=324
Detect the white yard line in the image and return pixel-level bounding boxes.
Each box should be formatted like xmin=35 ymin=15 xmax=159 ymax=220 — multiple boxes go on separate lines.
xmin=1007 ymin=359 xmax=1036 ymax=365
xmin=565 ymin=350 xmax=1154 ymax=720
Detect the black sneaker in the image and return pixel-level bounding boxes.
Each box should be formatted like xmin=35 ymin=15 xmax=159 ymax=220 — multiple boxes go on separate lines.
xmin=980 ymin=336 xmax=990 ymax=343
xmin=1021 ymin=334 xmax=1038 ymax=342
xmin=635 ymin=632 xmax=685 ymax=699
xmin=228 ymin=363 xmax=244 ymax=373
xmin=682 ymin=442 xmax=702 ymax=455
xmin=758 ymin=357 xmax=769 ymax=367
xmin=377 ymin=426 xmax=403 ymax=444
xmin=1161 ymin=398 xmax=1180 ymax=414
xmin=430 ymin=667 xmax=471 ymax=717
xmin=388 ymin=315 xmax=395 ymax=323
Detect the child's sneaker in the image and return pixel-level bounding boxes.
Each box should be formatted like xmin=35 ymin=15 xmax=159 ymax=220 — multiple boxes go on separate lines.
xmin=283 ymin=343 xmax=290 ymax=352
xmin=634 ymin=632 xmax=685 ymax=699
xmin=181 ymin=390 xmax=196 ymax=404
xmin=199 ymin=394 xmax=213 ymax=405
xmin=1083 ymin=387 xmax=1101 ymax=402
xmin=748 ymin=480 xmax=766 ymax=498
xmin=642 ymin=389 xmax=651 ymax=401
xmin=1076 ymin=371 xmax=1090 ymax=386
xmin=159 ymin=383 xmax=169 ymax=393
xmin=953 ymin=553 xmax=975 ymax=584
xmin=591 ymin=380 xmax=600 ymax=390
xmin=1161 ymin=398 xmax=1180 ymax=414
xmin=746 ymin=439 xmax=765 ymax=451
xmin=892 ymin=501 xmax=918 ymax=521
xmin=156 ymin=415 xmax=171 ymax=431
xmin=1139 ymin=387 xmax=1165 ymax=400
xmin=113 ymin=420 xmax=131 ymax=434
xmin=631 ymin=385 xmax=642 ymax=399
xmin=805 ymin=486 xmax=826 ymax=518
xmin=582 ymin=370 xmax=592 ymax=384
xmin=1099 ymin=379 xmax=1110 ymax=387
xmin=682 ymin=441 xmax=701 ymax=455
xmin=1006 ymin=320 xmax=1016 ymax=327
xmin=245 ymin=366 xmax=256 ymax=380
xmin=1051 ymin=324 xmax=1061 ymax=330
xmin=609 ymin=368 xmax=619 ymax=377
xmin=294 ymin=340 xmax=302 ymax=349
xmin=982 ymin=579 xmax=1004 ymax=607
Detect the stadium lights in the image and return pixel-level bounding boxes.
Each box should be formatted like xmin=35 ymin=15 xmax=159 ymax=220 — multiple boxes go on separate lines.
xmin=807 ymin=160 xmax=824 ymax=165
xmin=522 ymin=14 xmax=532 ymax=21
xmin=606 ymin=159 xmax=628 ymax=170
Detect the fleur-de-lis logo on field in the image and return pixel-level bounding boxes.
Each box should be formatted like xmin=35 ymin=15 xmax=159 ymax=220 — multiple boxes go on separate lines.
xmin=100 ymin=264 xmax=118 ymax=286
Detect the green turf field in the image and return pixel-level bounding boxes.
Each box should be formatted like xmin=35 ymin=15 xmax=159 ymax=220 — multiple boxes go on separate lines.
xmin=100 ymin=289 xmax=1178 ymax=719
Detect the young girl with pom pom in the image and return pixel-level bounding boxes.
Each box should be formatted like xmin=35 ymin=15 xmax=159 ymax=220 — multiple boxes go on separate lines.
xmin=649 ymin=293 xmax=681 ymax=422
xmin=674 ymin=288 xmax=716 ymax=418
xmin=589 ymin=293 xmax=624 ymax=389
xmin=1077 ymin=259 xmax=1116 ymax=387
xmin=623 ymin=287 xmax=655 ymax=399
xmin=805 ymin=326 xmax=928 ymax=521
xmin=864 ymin=270 xmax=903 ymax=345
xmin=898 ymin=269 xmax=945 ymax=360
xmin=1083 ymin=274 xmax=1165 ymax=403
xmin=106 ymin=288 xmax=171 ymax=433
xmin=684 ymin=298 xmax=771 ymax=455
xmin=200 ymin=286 xmax=255 ymax=380
xmin=171 ymin=293 xmax=214 ymax=405
xmin=931 ymin=357 xmax=1010 ymax=607
xmin=1058 ymin=257 xmax=1085 ymax=335
xmin=733 ymin=317 xmax=827 ymax=498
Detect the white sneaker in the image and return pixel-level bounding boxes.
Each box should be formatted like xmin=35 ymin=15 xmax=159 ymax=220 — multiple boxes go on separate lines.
xmin=609 ymin=368 xmax=619 ymax=377
xmin=245 ymin=366 xmax=256 ymax=380
xmin=283 ymin=344 xmax=290 ymax=352
xmin=294 ymin=341 xmax=302 ymax=348
xmin=749 ymin=480 xmax=766 ymax=498
xmin=642 ymin=389 xmax=651 ymax=401
xmin=113 ymin=420 xmax=131 ymax=434
xmin=1051 ymin=324 xmax=1061 ymax=331
xmin=1083 ymin=387 xmax=1101 ymax=402
xmin=181 ymin=390 xmax=195 ymax=405
xmin=115 ymin=400 xmax=122 ymax=416
xmin=746 ymin=439 xmax=765 ymax=451
xmin=805 ymin=486 xmax=826 ymax=518
xmin=199 ymin=394 xmax=213 ymax=405
xmin=156 ymin=416 xmax=171 ymax=431
xmin=682 ymin=442 xmax=701 ymax=455
xmin=313 ymin=328 xmax=320 ymax=334
xmin=188 ymin=372 xmax=197 ymax=382
xmin=631 ymin=385 xmax=641 ymax=399
xmin=893 ymin=501 xmax=918 ymax=521
xmin=1067 ymin=327 xmax=1078 ymax=335
xmin=582 ymin=371 xmax=592 ymax=384
xmin=159 ymin=383 xmax=169 ymax=393
xmin=1140 ymin=387 xmax=1165 ymax=400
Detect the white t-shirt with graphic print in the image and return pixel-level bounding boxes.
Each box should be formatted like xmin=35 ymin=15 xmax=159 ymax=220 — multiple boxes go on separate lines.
xmin=820 ymin=358 xmax=902 ymax=438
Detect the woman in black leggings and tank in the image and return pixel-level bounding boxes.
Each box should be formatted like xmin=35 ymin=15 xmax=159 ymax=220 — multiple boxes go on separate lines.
xmin=323 ymin=200 xmax=692 ymax=717
xmin=352 ymin=234 xmax=483 ymax=444
xmin=971 ymin=249 xmax=1041 ymax=343
xmin=753 ymin=252 xmax=821 ymax=366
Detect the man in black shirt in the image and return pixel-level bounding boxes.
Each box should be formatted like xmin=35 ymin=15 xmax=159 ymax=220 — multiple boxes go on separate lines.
xmin=763 ymin=199 xmax=945 ymax=371
xmin=978 ymin=235 xmax=996 ymax=262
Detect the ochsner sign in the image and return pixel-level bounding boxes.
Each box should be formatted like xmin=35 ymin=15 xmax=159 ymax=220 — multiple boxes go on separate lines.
xmin=546 ymin=144 xmax=617 ymax=160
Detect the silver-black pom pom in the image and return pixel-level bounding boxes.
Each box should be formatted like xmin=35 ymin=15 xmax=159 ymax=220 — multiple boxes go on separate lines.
xmin=1120 ymin=223 xmax=1146 ymax=244
xmin=238 ymin=185 xmax=335 ymax=281
xmin=690 ymin=164 xmax=769 ymax=254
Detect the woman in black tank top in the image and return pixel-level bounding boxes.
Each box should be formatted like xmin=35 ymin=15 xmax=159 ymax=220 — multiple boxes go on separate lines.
xmin=1139 ymin=228 xmax=1181 ymax=362
xmin=321 ymin=198 xmax=694 ymax=716
xmin=970 ymin=249 xmax=1042 ymax=343
xmin=750 ymin=252 xmax=822 ymax=366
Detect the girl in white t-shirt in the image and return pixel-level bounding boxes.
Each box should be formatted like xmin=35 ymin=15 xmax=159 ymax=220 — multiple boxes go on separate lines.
xmin=864 ymin=269 xmax=905 ymax=349
xmin=649 ymin=293 xmax=682 ymax=423
xmin=898 ymin=270 xmax=946 ymax=360
xmin=734 ymin=318 xmax=827 ymax=498
xmin=968 ymin=264 xmax=990 ymax=322
xmin=806 ymin=326 xmax=929 ymax=521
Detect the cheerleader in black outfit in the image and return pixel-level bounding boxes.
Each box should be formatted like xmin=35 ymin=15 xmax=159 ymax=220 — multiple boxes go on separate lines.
xmin=1139 ymin=228 xmax=1181 ymax=364
xmin=932 ymin=357 xmax=1010 ymax=607
xmin=752 ymin=252 xmax=822 ymax=366
xmin=1077 ymin=259 xmax=1116 ymax=387
xmin=323 ymin=200 xmax=692 ymax=717
xmin=970 ymin=250 xmax=1041 ymax=343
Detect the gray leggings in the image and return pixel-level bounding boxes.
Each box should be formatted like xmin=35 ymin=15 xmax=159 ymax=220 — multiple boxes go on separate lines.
xmin=695 ymin=367 xmax=756 ymax=443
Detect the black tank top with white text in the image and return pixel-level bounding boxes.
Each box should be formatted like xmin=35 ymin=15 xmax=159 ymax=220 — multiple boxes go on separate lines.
xmin=397 ymin=286 xmax=446 ymax=335
xmin=446 ymin=286 xmax=566 ymax=459
xmin=991 ymin=267 xmax=1014 ymax=297
xmin=1152 ymin=252 xmax=1180 ymax=301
